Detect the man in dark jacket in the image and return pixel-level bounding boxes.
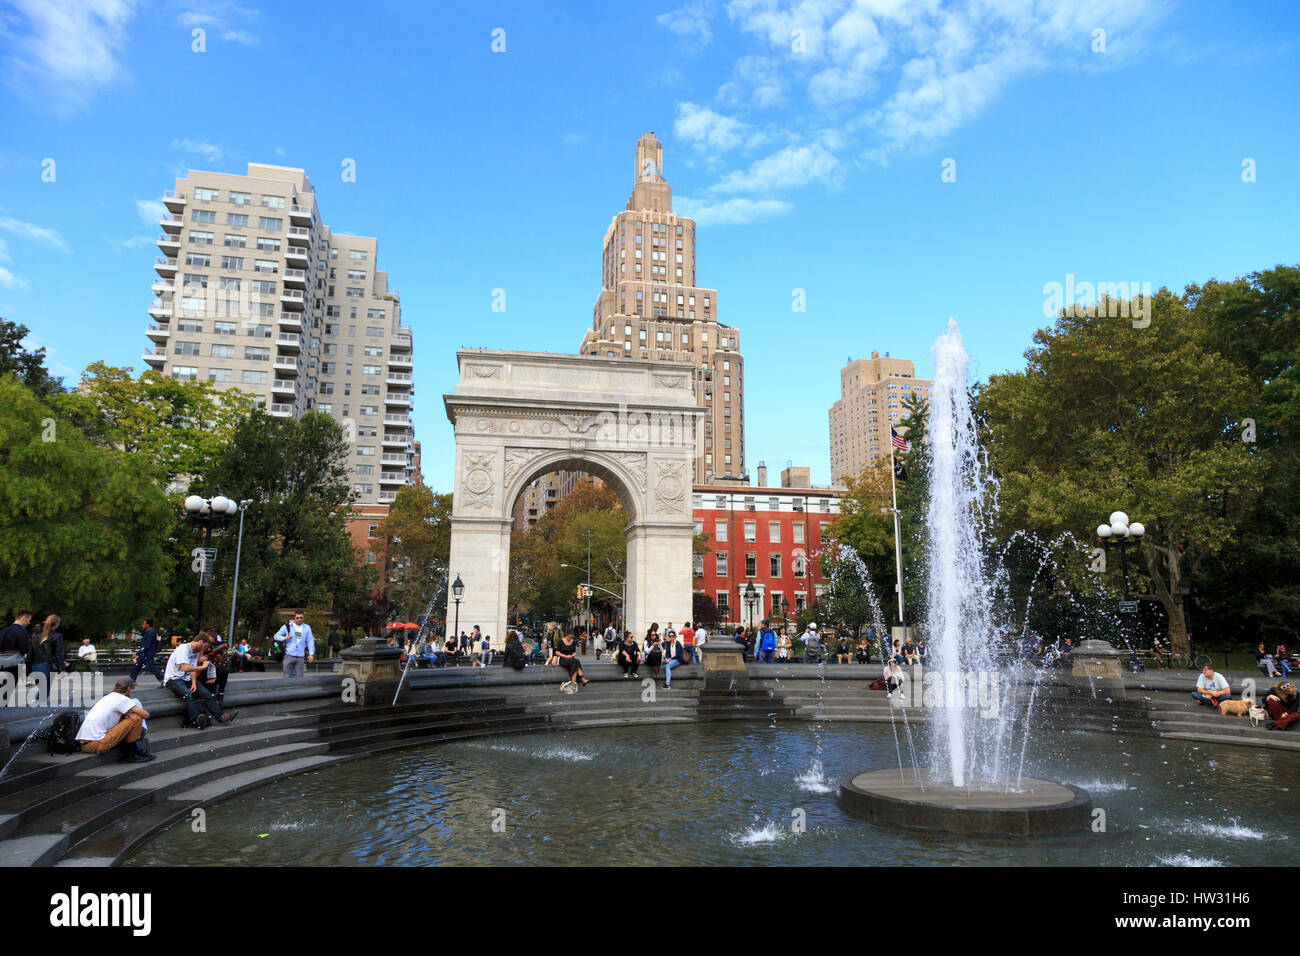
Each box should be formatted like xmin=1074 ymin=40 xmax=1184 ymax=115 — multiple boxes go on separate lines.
xmin=129 ymin=618 xmax=166 ymax=686
xmin=0 ymin=611 xmax=32 ymax=698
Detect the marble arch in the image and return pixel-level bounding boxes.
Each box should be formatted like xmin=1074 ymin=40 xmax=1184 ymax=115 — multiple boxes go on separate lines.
xmin=443 ymin=350 xmax=703 ymax=645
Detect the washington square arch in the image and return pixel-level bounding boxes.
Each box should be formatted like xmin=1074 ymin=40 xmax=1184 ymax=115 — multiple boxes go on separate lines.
xmin=443 ymin=350 xmax=703 ymax=645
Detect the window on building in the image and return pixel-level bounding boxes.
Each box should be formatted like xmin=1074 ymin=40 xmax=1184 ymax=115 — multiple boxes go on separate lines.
xmin=793 ymin=524 xmax=805 ymax=544
xmin=716 ymin=553 xmax=728 ymax=576
xmin=716 ymin=591 xmax=730 ymax=616
xmin=745 ymin=554 xmax=756 ymax=577
xmin=241 ymin=370 xmax=268 ymax=385
xmin=171 ymin=366 xmax=198 ymax=381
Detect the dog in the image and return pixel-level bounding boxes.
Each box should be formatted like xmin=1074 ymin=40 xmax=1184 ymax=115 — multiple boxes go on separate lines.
xmin=1218 ymin=698 xmax=1252 ymax=717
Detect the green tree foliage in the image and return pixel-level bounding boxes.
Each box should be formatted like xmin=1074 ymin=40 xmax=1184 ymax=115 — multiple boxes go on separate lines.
xmin=379 ymin=484 xmax=453 ymax=621
xmin=57 ymin=362 xmax=250 ymax=484
xmin=817 ymin=553 xmax=879 ymax=642
xmin=202 ymin=410 xmax=373 ymax=640
xmin=0 ymin=318 xmax=64 ymax=399
xmin=1186 ymin=265 xmax=1300 ymax=640
xmin=509 ymin=480 xmax=626 ymax=623
xmin=0 ymin=376 xmax=169 ymax=632
xmin=978 ymin=289 xmax=1264 ymax=653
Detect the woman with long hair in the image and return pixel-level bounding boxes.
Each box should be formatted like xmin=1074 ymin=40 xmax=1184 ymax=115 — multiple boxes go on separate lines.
xmin=551 ymin=630 xmax=589 ymax=690
xmin=29 ymin=613 xmax=66 ymax=704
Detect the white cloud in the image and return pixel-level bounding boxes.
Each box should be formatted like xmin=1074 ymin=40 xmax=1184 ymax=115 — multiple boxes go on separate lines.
xmin=170 ymin=138 xmax=224 ymax=162
xmin=0 ymin=266 xmax=27 ymax=290
xmin=136 ymin=199 xmax=165 ymax=226
xmin=675 ymin=196 xmax=793 ymax=225
xmin=0 ymin=217 xmax=69 ymax=252
xmin=675 ymin=102 xmax=764 ymax=152
xmin=712 ymin=142 xmax=838 ymax=193
xmin=178 ymin=2 xmax=261 ymax=46
xmin=112 ymin=235 xmax=155 ymax=250
xmin=0 ymin=0 xmax=140 ymax=113
xmin=658 ymin=1 xmax=715 ymax=45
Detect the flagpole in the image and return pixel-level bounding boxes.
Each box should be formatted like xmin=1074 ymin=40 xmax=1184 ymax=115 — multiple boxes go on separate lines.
xmin=889 ymin=434 xmax=906 ymax=629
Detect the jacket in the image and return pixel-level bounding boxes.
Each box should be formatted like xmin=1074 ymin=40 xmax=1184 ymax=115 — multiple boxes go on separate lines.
xmin=664 ymin=640 xmax=686 ymax=664
xmin=502 ymin=640 xmax=528 ymax=671
xmin=30 ymin=632 xmax=66 ymax=671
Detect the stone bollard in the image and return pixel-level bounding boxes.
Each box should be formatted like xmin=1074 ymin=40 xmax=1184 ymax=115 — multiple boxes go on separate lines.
xmin=339 ymin=638 xmax=407 ymax=706
xmin=699 ymin=635 xmax=749 ymax=689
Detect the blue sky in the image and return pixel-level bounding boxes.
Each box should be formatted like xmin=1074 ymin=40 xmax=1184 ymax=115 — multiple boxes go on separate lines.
xmin=1 ymin=0 xmax=1296 ymax=489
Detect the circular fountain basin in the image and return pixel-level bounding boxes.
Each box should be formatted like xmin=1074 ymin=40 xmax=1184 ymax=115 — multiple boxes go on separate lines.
xmin=838 ymin=769 xmax=1092 ymax=837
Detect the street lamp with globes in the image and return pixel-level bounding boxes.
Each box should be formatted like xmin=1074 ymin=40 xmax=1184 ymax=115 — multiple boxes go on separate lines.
xmin=183 ymin=492 xmax=240 ymax=636
xmin=1096 ymin=510 xmax=1145 ymax=606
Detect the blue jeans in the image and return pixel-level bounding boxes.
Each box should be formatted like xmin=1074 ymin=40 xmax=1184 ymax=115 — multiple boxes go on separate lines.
xmin=665 ymin=659 xmax=680 ymax=685
xmin=1280 ymin=660 xmax=1292 ymax=677
xmin=1192 ymin=691 xmax=1229 ymax=708
xmin=759 ymin=649 xmax=774 ymax=663
xmin=130 ymin=650 xmax=165 ymax=683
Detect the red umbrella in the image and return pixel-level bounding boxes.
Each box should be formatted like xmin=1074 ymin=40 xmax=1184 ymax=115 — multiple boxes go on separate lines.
xmin=402 ymin=622 xmax=419 ymax=630
xmin=385 ymin=622 xmax=403 ymax=630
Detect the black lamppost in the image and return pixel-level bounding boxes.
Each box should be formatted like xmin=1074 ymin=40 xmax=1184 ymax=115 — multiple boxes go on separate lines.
xmin=1097 ymin=511 xmax=1145 ymax=648
xmin=744 ymin=582 xmax=757 ymax=634
xmin=451 ymin=574 xmax=464 ymax=644
xmin=183 ymin=492 xmax=239 ymax=636
xmin=1179 ymin=578 xmax=1198 ymax=665
xmin=780 ymin=596 xmax=790 ymax=630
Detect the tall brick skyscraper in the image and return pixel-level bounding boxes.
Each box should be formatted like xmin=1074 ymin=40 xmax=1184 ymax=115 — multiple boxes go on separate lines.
xmin=579 ymin=133 xmax=745 ymax=484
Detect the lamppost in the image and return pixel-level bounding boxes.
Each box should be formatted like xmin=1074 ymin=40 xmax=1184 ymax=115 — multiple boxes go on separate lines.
xmin=1097 ymin=511 xmax=1146 ymax=649
xmin=451 ymin=574 xmax=464 ymax=644
xmin=183 ymin=492 xmax=239 ymax=636
xmin=226 ymin=499 xmax=254 ymax=643
xmin=744 ymin=582 xmax=757 ymax=634
xmin=780 ymin=596 xmax=790 ymax=631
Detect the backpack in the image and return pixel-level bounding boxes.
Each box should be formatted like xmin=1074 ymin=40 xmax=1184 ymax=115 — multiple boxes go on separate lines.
xmin=47 ymin=711 xmax=84 ymax=755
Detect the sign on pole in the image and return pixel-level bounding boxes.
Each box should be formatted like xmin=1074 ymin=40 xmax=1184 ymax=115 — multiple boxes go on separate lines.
xmin=192 ymin=547 xmax=218 ymax=587
xmin=1118 ymin=600 xmax=1139 ymax=614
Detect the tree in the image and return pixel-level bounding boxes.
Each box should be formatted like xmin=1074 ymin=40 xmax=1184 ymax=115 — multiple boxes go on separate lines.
xmin=509 ymin=480 xmax=626 ymax=623
xmin=202 ymin=410 xmax=372 ymax=640
xmin=691 ymin=592 xmax=721 ymax=631
xmin=977 ymin=288 xmax=1264 ymax=653
xmin=0 ymin=318 xmax=64 ymax=400
xmin=0 ymin=376 xmax=170 ymax=632
xmin=817 ymin=554 xmax=879 ymax=643
xmin=56 ymin=362 xmax=250 ymax=484
xmin=380 ymin=485 xmax=453 ymax=621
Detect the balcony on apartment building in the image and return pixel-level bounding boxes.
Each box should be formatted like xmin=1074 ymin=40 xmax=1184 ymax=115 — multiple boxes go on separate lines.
xmin=157 ymin=233 xmax=180 ymax=252
xmin=268 ymin=403 xmax=294 ymax=418
xmin=277 ymin=313 xmax=303 ymax=332
xmin=383 ymin=391 xmax=411 ymax=409
xmin=284 ymin=244 xmax=309 ymax=265
xmin=142 ymin=348 xmax=167 ymax=366
xmin=289 ymin=204 xmax=312 ymax=225
xmin=381 ymin=431 xmax=410 ymax=448
xmin=271 ymin=378 xmax=296 ymax=396
xmin=154 ymin=256 xmax=178 ymax=276
xmin=280 ymin=288 xmax=306 ymax=310
xmin=162 ymin=190 xmax=187 ymax=213
xmin=387 ymin=352 xmax=412 ymax=368
xmin=379 ymin=472 xmax=407 ymax=485
xmin=148 ymin=299 xmax=173 ymax=319
xmin=385 ymin=370 xmax=412 ymax=386
xmin=282 ymin=268 xmax=307 ymax=288
xmin=276 ymin=332 xmax=302 ymax=352
xmin=390 ymin=331 xmax=412 ymax=351
xmin=159 ymin=213 xmax=182 ymax=234
xmin=145 ymin=323 xmax=171 ymax=342
xmin=151 ymin=278 xmax=175 ymax=296
xmin=273 ymin=355 xmax=300 ymax=374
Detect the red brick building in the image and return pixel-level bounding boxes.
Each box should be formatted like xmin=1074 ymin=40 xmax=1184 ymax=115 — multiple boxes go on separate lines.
xmin=692 ymin=475 xmax=843 ymax=629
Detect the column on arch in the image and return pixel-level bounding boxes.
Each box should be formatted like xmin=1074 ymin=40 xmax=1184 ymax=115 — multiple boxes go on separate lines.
xmin=446 ymin=516 xmax=511 ymax=649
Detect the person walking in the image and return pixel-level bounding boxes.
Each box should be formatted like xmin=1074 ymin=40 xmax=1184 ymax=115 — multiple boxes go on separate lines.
xmin=0 ymin=611 xmax=32 ymax=689
xmin=662 ymin=630 xmax=687 ymax=689
xmin=757 ymin=620 xmax=777 ymax=664
xmin=129 ymin=618 xmax=166 ymax=686
xmin=273 ymin=612 xmax=315 ymax=678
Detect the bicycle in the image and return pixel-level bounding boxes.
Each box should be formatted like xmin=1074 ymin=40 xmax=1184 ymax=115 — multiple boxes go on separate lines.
xmin=1171 ymin=651 xmax=1211 ymax=671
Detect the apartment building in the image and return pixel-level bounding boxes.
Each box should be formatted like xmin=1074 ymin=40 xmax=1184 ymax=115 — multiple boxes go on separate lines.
xmin=828 ymin=351 xmax=932 ymax=485
xmin=692 ymin=463 xmax=843 ymax=627
xmin=145 ymin=163 xmax=417 ymax=508
xmin=579 ymin=133 xmax=745 ymax=484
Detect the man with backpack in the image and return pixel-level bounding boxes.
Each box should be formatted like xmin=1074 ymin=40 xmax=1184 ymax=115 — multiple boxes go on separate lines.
xmin=757 ymin=620 xmax=777 ymax=664
xmin=272 ymin=612 xmax=315 ymax=678
xmin=74 ymin=678 xmax=156 ymax=762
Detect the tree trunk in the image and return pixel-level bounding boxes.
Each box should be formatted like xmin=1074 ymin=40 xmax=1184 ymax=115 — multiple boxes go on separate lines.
xmin=1142 ymin=541 xmax=1190 ymax=656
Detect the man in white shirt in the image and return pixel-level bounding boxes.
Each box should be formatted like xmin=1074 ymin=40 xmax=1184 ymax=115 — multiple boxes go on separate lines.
xmin=1192 ymin=665 xmax=1232 ymax=709
xmin=164 ymin=636 xmax=236 ymax=728
xmin=273 ymin=612 xmax=315 ymax=678
xmin=76 ymin=678 xmax=155 ymax=761
xmin=77 ymin=639 xmax=97 ymax=665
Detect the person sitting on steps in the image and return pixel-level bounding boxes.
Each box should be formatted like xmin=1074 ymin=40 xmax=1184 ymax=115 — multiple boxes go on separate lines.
xmin=1191 ymin=664 xmax=1232 ymax=710
xmin=164 ymin=635 xmax=237 ymax=728
xmin=551 ymin=630 xmax=589 ymax=690
xmin=75 ymin=677 xmax=156 ymax=762
xmin=1264 ymin=681 xmax=1300 ymax=730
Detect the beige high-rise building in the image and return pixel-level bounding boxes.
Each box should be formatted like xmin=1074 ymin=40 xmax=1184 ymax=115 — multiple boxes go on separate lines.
xmin=579 ymin=133 xmax=745 ymax=484
xmin=828 ymin=351 xmax=932 ymax=484
xmin=145 ymin=163 xmax=417 ymax=507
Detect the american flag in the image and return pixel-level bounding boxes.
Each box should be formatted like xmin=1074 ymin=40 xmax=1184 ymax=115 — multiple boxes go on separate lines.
xmin=891 ymin=427 xmax=911 ymax=452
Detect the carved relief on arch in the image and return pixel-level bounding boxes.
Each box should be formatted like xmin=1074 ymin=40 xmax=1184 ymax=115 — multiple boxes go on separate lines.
xmin=654 ymin=460 xmax=688 ymax=515
xmin=461 ymin=452 xmax=496 ymax=511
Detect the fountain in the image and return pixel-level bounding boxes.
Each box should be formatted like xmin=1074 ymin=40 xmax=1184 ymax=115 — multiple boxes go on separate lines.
xmin=839 ymin=318 xmax=1093 ymax=836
